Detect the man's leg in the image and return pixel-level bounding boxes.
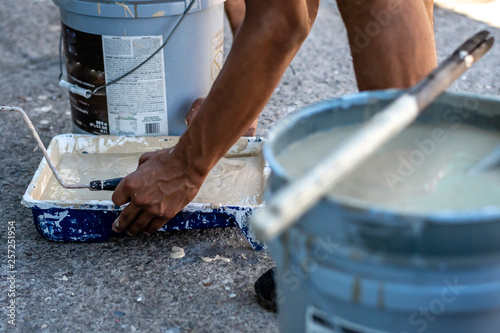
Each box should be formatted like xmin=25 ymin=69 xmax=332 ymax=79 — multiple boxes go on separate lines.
xmin=424 ymin=0 xmax=434 ymax=28
xmin=337 ymin=0 xmax=437 ymax=90
xmin=255 ymin=0 xmax=437 ymax=312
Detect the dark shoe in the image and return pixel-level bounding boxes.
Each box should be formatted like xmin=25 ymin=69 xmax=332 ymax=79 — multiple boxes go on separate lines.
xmin=254 ymin=268 xmax=277 ymax=312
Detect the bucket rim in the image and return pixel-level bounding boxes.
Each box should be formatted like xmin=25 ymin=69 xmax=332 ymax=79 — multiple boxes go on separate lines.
xmin=52 ymin=0 xmax=224 ymax=18
xmin=263 ymin=89 xmax=500 ymax=222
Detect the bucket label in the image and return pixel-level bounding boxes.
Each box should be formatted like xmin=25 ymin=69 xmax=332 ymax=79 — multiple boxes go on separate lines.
xmin=62 ymin=25 xmax=110 ymax=135
xmin=102 ymin=35 xmax=168 ymax=135
xmin=210 ymin=28 xmax=224 ymax=85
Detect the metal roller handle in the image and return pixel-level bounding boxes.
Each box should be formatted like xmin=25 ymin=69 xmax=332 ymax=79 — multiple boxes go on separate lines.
xmin=0 ymin=106 xmax=90 ymax=189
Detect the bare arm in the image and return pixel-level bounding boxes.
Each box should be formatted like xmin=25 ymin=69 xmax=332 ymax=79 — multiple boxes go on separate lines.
xmin=111 ymin=0 xmax=320 ymax=235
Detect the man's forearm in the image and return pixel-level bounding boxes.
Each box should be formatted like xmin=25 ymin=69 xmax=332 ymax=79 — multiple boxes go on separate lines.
xmin=175 ymin=0 xmax=320 ymax=177
xmin=111 ymin=0 xmax=320 ymax=236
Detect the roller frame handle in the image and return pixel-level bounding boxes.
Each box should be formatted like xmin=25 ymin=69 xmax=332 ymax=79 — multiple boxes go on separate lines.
xmin=89 ymin=177 xmax=124 ymax=191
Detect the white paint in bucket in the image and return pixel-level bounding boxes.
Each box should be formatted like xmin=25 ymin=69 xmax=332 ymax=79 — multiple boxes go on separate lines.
xmin=53 ymin=0 xmax=225 ymax=136
xmin=263 ymin=90 xmax=500 ymax=333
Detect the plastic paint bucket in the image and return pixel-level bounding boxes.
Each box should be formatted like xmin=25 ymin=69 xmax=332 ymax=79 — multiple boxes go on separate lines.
xmin=263 ymin=90 xmax=500 ymax=333
xmin=53 ymin=0 xmax=225 ymax=136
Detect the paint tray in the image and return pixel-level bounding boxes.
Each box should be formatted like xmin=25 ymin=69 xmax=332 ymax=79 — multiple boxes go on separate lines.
xmin=22 ymin=134 xmax=269 ymax=250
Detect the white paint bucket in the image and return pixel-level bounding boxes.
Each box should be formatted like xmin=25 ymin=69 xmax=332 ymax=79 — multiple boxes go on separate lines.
xmin=264 ymin=90 xmax=500 ymax=333
xmin=53 ymin=0 xmax=225 ymax=136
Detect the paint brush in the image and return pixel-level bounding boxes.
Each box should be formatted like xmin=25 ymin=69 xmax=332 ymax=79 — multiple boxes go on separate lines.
xmin=250 ymin=30 xmax=495 ymax=241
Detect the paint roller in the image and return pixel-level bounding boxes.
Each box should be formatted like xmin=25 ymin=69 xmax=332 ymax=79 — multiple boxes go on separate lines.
xmin=250 ymin=30 xmax=495 ymax=241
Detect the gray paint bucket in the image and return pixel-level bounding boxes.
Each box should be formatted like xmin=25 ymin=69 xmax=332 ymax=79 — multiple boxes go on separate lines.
xmin=54 ymin=0 xmax=224 ymax=135
xmin=264 ymin=90 xmax=500 ymax=333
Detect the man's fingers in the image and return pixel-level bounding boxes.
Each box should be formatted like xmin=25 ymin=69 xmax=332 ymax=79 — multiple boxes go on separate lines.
xmin=112 ymin=203 xmax=169 ymax=236
xmin=112 ymin=181 xmax=131 ymax=206
xmin=124 ymin=211 xmax=158 ymax=236
xmin=112 ymin=203 xmax=142 ymax=233
xmin=112 ymin=173 xmax=140 ymax=206
xmin=143 ymin=216 xmax=170 ymax=235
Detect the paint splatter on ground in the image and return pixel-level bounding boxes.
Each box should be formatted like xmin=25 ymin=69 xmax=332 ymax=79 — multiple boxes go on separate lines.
xmin=169 ymin=246 xmax=185 ymax=259
xmin=201 ymin=255 xmax=231 ymax=263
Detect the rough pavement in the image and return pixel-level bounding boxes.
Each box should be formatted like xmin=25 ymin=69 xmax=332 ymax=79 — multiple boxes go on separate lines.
xmin=0 ymin=1 xmax=499 ymax=332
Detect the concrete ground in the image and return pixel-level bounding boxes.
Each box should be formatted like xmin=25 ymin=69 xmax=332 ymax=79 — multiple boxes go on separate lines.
xmin=0 ymin=1 xmax=499 ymax=332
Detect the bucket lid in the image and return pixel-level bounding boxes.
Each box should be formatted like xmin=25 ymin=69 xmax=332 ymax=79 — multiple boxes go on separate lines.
xmin=53 ymin=0 xmax=224 ymax=18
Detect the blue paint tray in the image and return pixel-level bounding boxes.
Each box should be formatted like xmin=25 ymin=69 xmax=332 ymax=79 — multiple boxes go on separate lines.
xmin=22 ymin=134 xmax=268 ymax=250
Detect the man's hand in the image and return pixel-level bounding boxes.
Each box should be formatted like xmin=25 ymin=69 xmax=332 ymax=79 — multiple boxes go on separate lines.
xmin=111 ymin=147 xmax=206 ymax=236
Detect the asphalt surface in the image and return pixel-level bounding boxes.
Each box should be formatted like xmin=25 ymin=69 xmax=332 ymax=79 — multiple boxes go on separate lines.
xmin=0 ymin=1 xmax=499 ymax=332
